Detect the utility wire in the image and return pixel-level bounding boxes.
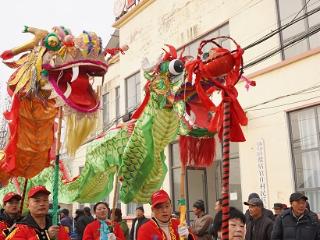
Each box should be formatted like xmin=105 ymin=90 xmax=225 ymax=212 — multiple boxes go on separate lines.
xmin=245 ymin=81 xmax=320 ymax=110
xmin=243 ymin=0 xmax=318 ymax=51
xmin=244 ymin=23 xmax=320 ymax=69
xmin=247 ymin=95 xmax=320 ymax=112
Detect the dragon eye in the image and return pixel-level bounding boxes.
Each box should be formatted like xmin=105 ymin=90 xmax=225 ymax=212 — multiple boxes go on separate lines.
xmin=169 ymin=59 xmax=184 ymax=75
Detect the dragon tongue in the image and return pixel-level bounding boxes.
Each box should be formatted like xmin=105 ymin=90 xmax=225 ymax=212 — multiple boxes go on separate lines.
xmin=69 ymin=73 xmax=96 ymax=107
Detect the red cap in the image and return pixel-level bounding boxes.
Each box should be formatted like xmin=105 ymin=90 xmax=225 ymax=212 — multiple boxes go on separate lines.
xmin=3 ymin=192 xmax=22 ymax=203
xmin=151 ymin=190 xmax=170 ymax=208
xmin=28 ymin=186 xmax=51 ymax=198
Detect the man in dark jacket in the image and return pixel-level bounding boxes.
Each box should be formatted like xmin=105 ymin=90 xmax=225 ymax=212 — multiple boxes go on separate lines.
xmin=245 ymin=193 xmax=274 ymax=222
xmin=75 ymin=206 xmax=94 ymax=239
xmin=273 ymin=203 xmax=285 ymax=218
xmin=244 ymin=198 xmax=273 ymax=240
xmin=271 ymin=192 xmax=320 ymax=240
xmin=129 ymin=206 xmax=148 ymax=240
xmin=60 ymin=208 xmax=73 ymax=234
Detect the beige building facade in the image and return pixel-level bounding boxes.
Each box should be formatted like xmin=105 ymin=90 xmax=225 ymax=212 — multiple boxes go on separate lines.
xmin=71 ymin=0 xmax=320 ymax=220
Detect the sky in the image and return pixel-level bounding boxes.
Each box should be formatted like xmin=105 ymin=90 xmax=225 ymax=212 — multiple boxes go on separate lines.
xmin=0 ymin=0 xmax=115 ymax=114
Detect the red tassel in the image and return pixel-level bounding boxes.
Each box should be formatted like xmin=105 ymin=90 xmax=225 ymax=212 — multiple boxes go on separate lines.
xmin=179 ymin=135 xmax=216 ymax=167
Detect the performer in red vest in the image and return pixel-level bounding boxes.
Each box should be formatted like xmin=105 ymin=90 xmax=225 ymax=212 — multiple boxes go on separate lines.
xmin=137 ymin=190 xmax=194 ymax=240
xmin=6 ymin=185 xmax=70 ymax=240
xmin=82 ymin=202 xmax=125 ymax=240
xmin=0 ymin=192 xmax=22 ymax=240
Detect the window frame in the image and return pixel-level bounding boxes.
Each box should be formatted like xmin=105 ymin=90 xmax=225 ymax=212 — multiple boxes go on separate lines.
xmin=288 ymin=105 xmax=320 ymax=212
xmin=125 ymin=71 xmax=141 ymax=113
xmin=115 ymin=86 xmax=120 ymax=123
xmin=276 ymin=0 xmax=320 ymax=59
xmin=103 ymin=92 xmax=110 ymax=128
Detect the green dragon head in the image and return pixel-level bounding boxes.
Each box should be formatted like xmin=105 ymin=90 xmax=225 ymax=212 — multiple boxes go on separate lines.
xmin=142 ymin=44 xmax=187 ymax=110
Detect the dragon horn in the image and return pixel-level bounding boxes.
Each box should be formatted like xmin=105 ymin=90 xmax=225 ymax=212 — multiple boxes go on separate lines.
xmin=10 ymin=26 xmax=48 ymax=56
xmin=165 ymin=44 xmax=177 ymax=59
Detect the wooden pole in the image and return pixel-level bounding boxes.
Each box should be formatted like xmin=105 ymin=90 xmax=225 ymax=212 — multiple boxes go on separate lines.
xmin=19 ymin=179 xmax=28 ymax=214
xmin=179 ymin=166 xmax=187 ymax=240
xmin=111 ymin=167 xmax=119 ymax=230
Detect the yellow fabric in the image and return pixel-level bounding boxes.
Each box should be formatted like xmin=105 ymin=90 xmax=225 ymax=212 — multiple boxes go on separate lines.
xmin=65 ymin=113 xmax=97 ymax=156
xmin=9 ymin=46 xmax=46 ymax=94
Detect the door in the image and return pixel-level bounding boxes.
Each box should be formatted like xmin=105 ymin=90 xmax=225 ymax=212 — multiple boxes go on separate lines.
xmin=186 ymin=167 xmax=208 ymax=223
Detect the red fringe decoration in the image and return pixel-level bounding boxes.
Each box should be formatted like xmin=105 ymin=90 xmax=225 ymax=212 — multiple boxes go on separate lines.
xmin=179 ymin=135 xmax=216 ymax=167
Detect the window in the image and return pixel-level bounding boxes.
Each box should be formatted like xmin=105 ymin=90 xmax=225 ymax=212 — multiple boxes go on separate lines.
xmin=179 ymin=23 xmax=230 ymax=58
xmin=277 ymin=0 xmax=320 ymax=59
xmin=103 ymin=93 xmax=110 ymax=128
xmin=289 ymin=106 xmax=320 ymax=213
xmin=125 ymin=72 xmax=141 ymax=113
xmin=126 ymin=202 xmax=142 ymax=216
xmin=115 ymin=86 xmax=120 ymax=123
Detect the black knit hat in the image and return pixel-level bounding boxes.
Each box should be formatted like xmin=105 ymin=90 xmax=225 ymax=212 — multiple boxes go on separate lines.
xmin=193 ymin=200 xmax=205 ymax=211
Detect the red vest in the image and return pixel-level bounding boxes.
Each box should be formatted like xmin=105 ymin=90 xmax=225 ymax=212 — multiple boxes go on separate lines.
xmin=5 ymin=223 xmax=70 ymax=240
xmin=0 ymin=221 xmax=8 ymax=240
xmin=82 ymin=219 xmax=125 ymax=240
xmin=138 ymin=218 xmax=191 ymax=240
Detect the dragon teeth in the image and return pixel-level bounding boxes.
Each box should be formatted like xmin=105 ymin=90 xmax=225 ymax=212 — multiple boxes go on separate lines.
xmin=70 ymin=66 xmax=79 ymax=82
xmin=63 ymin=83 xmax=72 ymax=99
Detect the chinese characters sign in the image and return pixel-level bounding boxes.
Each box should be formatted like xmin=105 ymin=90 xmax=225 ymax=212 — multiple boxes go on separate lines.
xmin=256 ymin=139 xmax=269 ymax=207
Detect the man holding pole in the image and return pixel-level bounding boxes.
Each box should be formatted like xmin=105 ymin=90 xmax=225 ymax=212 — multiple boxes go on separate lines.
xmin=137 ymin=189 xmax=194 ymax=240
xmin=6 ymin=185 xmax=70 ymax=240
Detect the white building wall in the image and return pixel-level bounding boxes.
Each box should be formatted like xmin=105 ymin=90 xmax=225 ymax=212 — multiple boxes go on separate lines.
xmin=239 ymin=52 xmax=320 ymax=208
